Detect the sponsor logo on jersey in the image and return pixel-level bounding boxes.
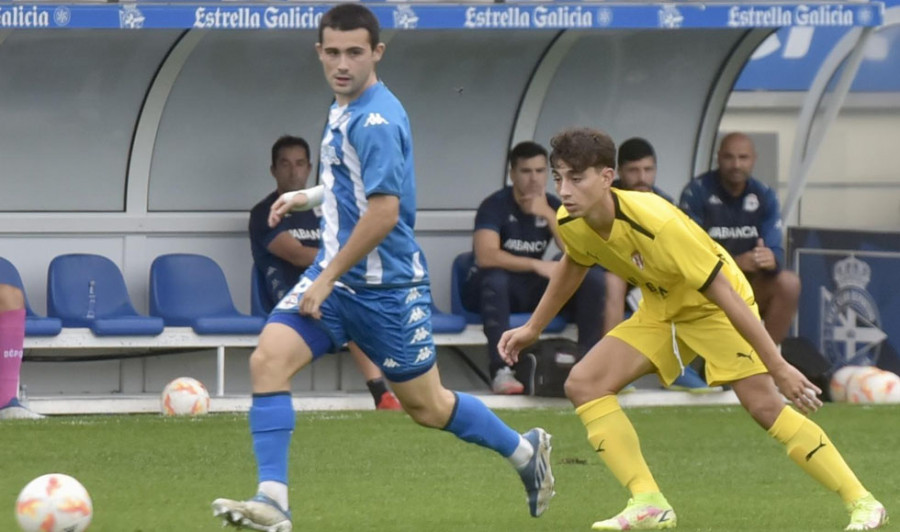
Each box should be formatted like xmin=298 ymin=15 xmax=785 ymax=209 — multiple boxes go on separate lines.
xmin=631 ymin=251 xmax=644 ymax=270
xmin=503 ymin=239 xmax=547 ymax=254
xmin=707 ymin=226 xmax=759 ymax=240
xmin=289 ymin=228 xmax=320 ymax=242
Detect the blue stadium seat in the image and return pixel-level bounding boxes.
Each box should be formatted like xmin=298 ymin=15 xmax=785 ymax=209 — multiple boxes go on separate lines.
xmin=47 ymin=254 xmax=164 ymax=336
xmin=0 ymin=257 xmax=62 ymax=337
xmin=150 ymin=254 xmax=264 ymax=335
xmin=251 ymin=266 xmax=272 ymax=318
xmin=430 ymin=303 xmax=467 ymax=334
xmin=450 ymin=251 xmax=567 ymax=332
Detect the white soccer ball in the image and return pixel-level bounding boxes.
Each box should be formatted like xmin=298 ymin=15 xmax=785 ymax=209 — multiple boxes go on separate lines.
xmin=15 ymin=473 xmax=93 ymax=532
xmin=846 ymin=367 xmax=900 ymax=404
xmin=161 ymin=377 xmax=210 ymax=416
xmin=830 ymin=365 xmax=867 ymax=402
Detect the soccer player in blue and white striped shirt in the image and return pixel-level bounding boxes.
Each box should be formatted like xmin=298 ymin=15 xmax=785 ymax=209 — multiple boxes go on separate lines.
xmin=212 ymin=5 xmax=554 ymax=530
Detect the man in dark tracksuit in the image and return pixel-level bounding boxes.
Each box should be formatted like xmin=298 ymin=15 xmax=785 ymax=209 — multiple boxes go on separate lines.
xmin=463 ymin=141 xmax=605 ymax=394
xmin=679 ymin=132 xmax=800 ymax=345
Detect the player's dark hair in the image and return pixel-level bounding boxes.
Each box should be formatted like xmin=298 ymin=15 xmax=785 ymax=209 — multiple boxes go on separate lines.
xmin=508 ymin=141 xmax=548 ymax=169
xmin=550 ymin=128 xmax=616 ymax=172
xmin=319 ymin=4 xmax=380 ymax=50
xmin=617 ymin=137 xmax=656 ymax=168
xmin=271 ymin=135 xmax=311 ymax=168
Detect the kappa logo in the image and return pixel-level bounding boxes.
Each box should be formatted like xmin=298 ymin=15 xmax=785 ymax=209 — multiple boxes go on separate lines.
xmin=382 ymin=358 xmax=400 ymax=369
xmin=708 ymin=195 xmax=723 ymax=205
xmin=408 ymin=306 xmax=428 ymax=324
xmin=410 ymin=326 xmax=431 ymax=344
xmin=405 ymin=287 xmax=421 ymax=304
xmin=508 ymin=214 xmax=518 ymax=223
xmin=414 ymin=346 xmax=434 ymax=364
xmin=363 ymin=112 xmax=389 ymax=127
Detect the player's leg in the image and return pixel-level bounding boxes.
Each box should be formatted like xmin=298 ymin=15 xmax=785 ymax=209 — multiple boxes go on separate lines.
xmin=347 ymin=341 xmax=401 ymax=410
xmin=0 ymin=284 xmax=41 ymax=420
xmin=468 ymin=268 xmax=523 ymax=394
xmin=389 ymin=365 xmax=555 ymax=517
xmin=566 ymin=327 xmax=676 ymax=530
xmin=731 ymin=374 xmax=887 ymax=530
xmin=350 ymin=285 xmax=554 ymax=517
xmin=749 ymin=270 xmax=800 ymax=345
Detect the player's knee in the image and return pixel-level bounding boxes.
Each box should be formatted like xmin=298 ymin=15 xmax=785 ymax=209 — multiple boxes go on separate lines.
xmin=0 ymin=284 xmax=24 ymax=311
xmin=564 ymin=366 xmax=603 ymax=405
xmin=249 ymin=346 xmax=291 ymax=379
xmin=777 ymin=271 xmax=801 ymax=302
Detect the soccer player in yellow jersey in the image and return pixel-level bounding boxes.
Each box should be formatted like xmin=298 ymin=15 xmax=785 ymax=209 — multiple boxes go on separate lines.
xmin=499 ymin=127 xmax=887 ymax=531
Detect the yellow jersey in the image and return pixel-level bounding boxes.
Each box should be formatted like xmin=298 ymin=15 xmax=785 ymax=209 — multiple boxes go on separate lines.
xmin=557 ymin=189 xmax=754 ymax=322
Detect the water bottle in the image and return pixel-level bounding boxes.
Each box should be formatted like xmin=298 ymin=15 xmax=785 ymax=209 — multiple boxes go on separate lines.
xmin=86 ymin=280 xmax=96 ymax=319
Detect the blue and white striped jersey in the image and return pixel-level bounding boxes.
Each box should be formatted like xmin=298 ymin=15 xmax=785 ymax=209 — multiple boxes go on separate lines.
xmin=312 ymin=81 xmax=428 ymax=288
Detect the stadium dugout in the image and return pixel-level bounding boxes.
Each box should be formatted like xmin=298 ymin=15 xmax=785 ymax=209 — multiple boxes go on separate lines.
xmin=1 ymin=0 xmax=898 ymax=413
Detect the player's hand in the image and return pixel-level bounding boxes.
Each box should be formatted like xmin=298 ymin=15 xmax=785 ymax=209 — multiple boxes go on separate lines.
xmin=498 ymin=325 xmax=541 ymax=365
xmin=523 ymin=194 xmax=554 ymax=221
xmin=268 ymin=191 xmax=309 ymax=228
xmin=532 ymin=259 xmax=556 ymax=279
xmin=752 ymin=239 xmax=777 ymax=271
xmin=772 ymin=364 xmax=823 ymax=415
xmin=298 ymin=276 xmax=334 ymax=320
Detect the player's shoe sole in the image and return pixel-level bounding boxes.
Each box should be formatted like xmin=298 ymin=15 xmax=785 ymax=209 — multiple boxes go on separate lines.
xmin=212 ymin=494 xmax=292 ymax=532
xmin=518 ymin=427 xmax=555 ymax=517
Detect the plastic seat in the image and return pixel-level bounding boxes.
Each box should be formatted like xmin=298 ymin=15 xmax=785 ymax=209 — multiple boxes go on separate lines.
xmin=150 ymin=254 xmax=264 ymax=335
xmin=251 ymin=266 xmax=273 ymax=317
xmin=430 ymin=303 xmax=467 ymax=334
xmin=0 ymin=257 xmax=62 ymax=337
xmin=450 ymin=251 xmax=567 ymax=332
xmin=47 ymin=253 xmax=163 ymax=336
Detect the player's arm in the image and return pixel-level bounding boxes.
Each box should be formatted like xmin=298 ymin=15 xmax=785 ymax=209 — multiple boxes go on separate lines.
xmin=702 ymin=270 xmax=822 ymax=413
xmin=474 ymin=229 xmax=552 ymax=275
xmin=267 ymin=233 xmax=318 ymax=268
xmin=498 ymin=254 xmax=588 ymax=364
xmin=757 ymin=188 xmax=785 ymax=271
xmin=268 ymin=186 xmax=324 ymax=228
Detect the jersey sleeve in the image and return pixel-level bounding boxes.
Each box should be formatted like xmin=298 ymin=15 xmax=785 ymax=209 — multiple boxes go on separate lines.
xmin=678 ymin=179 xmax=705 ymax=225
xmin=758 ymin=186 xmax=785 ymax=271
xmin=350 ymin=114 xmax=406 ymax=198
xmin=473 ymin=194 xmax=503 ymax=233
xmin=656 ymin=217 xmax=724 ymax=292
xmin=249 ymin=203 xmax=279 ymax=249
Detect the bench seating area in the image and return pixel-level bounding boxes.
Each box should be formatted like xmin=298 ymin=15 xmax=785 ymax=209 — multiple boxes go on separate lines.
xmin=4 ymin=253 xmax=575 ymax=396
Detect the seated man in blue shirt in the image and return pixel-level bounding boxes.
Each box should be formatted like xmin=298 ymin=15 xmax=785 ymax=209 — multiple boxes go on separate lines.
xmin=679 ymin=132 xmax=801 ymax=346
xmin=462 ymin=141 xmax=605 ymax=394
xmin=249 ymin=135 xmax=400 ymax=410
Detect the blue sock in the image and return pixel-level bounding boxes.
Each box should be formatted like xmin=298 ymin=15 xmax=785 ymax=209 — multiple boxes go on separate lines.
xmin=442 ymin=392 xmax=520 ymax=457
xmin=250 ymin=392 xmax=296 ymax=485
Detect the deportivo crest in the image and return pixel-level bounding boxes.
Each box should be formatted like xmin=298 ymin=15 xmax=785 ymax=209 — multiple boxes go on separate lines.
xmin=743 ymin=193 xmax=759 ymax=212
xmin=820 ymin=255 xmax=887 ymax=367
xmin=631 ymin=251 xmax=645 ymax=270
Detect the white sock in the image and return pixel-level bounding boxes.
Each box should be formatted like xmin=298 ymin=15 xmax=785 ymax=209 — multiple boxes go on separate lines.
xmin=507 ymin=435 xmax=534 ymax=470
xmin=258 ymin=481 xmax=289 ymax=511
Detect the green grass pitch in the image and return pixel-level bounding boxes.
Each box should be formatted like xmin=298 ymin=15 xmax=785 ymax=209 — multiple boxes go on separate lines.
xmin=1 ymin=404 xmax=897 ymax=531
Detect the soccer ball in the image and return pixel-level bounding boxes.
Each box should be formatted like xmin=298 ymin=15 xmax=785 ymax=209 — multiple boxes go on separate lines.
xmin=161 ymin=377 xmax=210 ymax=416
xmin=846 ymin=367 xmax=900 ymax=404
xmin=15 ymin=473 xmax=92 ymax=532
xmin=829 ymin=365 xmax=867 ymax=402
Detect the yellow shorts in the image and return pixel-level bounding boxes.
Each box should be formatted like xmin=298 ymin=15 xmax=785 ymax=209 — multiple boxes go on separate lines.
xmin=607 ymin=306 xmax=769 ymax=387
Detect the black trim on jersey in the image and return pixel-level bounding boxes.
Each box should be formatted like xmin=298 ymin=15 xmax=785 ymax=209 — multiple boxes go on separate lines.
xmin=559 ymin=215 xmax=575 ymax=226
xmin=612 ymin=192 xmax=655 ymax=240
xmin=699 ymin=260 xmax=724 ymax=292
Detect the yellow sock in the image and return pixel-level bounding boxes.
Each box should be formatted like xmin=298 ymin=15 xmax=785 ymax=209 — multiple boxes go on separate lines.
xmin=576 ymin=395 xmax=659 ymax=495
xmin=768 ymin=406 xmax=868 ymax=503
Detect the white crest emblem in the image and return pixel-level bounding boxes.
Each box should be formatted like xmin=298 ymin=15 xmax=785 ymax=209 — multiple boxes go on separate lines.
xmin=743 ymin=193 xmax=759 ymax=212
xmin=119 ymin=5 xmax=145 ymax=29
xmin=393 ymin=5 xmax=419 ymax=29
xmin=658 ymin=4 xmax=683 ymax=28
xmin=820 ymin=255 xmax=886 ymax=368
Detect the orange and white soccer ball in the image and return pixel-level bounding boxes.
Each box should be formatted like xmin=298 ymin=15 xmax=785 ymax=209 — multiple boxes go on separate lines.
xmin=15 ymin=473 xmax=92 ymax=532
xmin=160 ymin=377 xmax=210 ymax=416
xmin=829 ymin=365 xmax=867 ymax=402
xmin=846 ymin=367 xmax=900 ymax=404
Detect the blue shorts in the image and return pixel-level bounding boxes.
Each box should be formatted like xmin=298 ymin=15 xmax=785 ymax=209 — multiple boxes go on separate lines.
xmin=268 ymin=274 xmax=437 ymax=383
